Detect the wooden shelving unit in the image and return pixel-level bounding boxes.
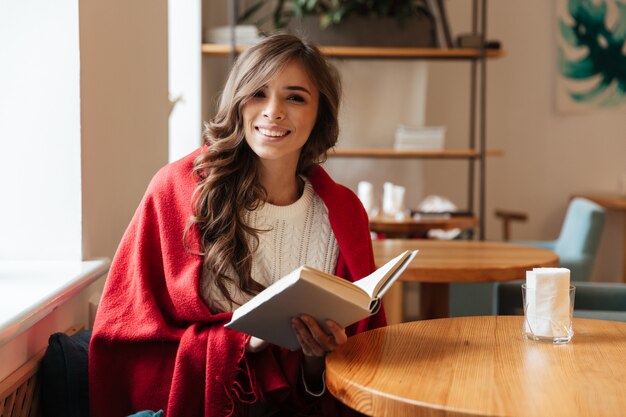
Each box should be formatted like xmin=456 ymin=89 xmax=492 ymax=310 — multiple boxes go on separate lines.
xmin=202 ymin=43 xmax=505 ymax=60
xmin=211 ymin=0 xmax=500 ymax=239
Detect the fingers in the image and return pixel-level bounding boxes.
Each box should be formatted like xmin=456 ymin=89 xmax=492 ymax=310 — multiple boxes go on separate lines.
xmin=292 ymin=315 xmax=347 ymax=357
xmin=293 ymin=317 xmax=325 ymax=357
xmin=326 ymin=319 xmax=348 ymax=345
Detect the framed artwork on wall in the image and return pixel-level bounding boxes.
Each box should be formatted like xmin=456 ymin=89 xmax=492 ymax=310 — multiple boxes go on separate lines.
xmin=556 ymin=0 xmax=626 ymax=112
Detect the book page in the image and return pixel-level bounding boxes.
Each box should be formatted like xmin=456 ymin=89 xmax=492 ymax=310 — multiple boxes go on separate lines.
xmin=374 ymin=251 xmax=417 ymax=298
xmin=301 ymin=266 xmax=369 ymax=300
xmin=353 ymin=250 xmax=418 ymax=298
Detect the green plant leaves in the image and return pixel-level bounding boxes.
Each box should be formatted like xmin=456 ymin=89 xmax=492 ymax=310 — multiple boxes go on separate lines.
xmin=240 ymin=0 xmax=429 ymax=30
xmin=558 ymin=0 xmax=626 ymax=106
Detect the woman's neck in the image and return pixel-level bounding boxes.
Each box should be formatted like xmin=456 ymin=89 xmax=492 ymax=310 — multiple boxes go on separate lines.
xmin=259 ymin=166 xmax=303 ymax=206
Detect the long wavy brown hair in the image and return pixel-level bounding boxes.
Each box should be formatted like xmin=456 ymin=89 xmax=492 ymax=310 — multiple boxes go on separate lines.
xmin=187 ymin=34 xmax=342 ymax=305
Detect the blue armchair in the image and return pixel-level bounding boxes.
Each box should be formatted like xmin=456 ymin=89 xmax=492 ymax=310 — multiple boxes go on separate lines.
xmin=492 ymin=197 xmax=607 ymax=317
xmin=452 ymin=198 xmax=605 ymax=317
xmin=511 ymin=197 xmax=606 ymax=282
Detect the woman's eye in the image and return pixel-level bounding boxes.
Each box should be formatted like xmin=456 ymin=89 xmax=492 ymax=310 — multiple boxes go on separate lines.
xmin=287 ymin=94 xmax=305 ymax=103
xmin=252 ymin=90 xmax=265 ymax=98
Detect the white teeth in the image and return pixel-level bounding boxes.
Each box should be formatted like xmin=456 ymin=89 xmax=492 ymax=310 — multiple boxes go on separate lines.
xmin=258 ymin=127 xmax=287 ymax=137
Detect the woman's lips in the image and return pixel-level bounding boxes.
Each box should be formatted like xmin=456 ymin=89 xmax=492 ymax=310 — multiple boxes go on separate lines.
xmin=256 ymin=126 xmax=290 ymax=138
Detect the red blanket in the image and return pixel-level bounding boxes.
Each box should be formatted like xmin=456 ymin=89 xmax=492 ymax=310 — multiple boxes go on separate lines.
xmin=89 ymin=147 xmax=385 ymax=417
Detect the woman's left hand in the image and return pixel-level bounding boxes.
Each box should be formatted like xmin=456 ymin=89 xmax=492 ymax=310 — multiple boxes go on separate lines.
xmin=291 ymin=315 xmax=347 ymax=357
xmin=293 ymin=315 xmax=347 ymax=394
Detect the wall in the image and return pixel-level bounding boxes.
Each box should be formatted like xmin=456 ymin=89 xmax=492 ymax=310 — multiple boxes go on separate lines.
xmin=323 ymin=60 xmax=429 ymax=210
xmin=80 ymin=0 xmax=170 ymax=260
xmin=426 ymin=0 xmax=626 ymax=282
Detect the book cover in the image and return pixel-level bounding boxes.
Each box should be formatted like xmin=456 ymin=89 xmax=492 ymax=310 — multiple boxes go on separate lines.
xmin=225 ymin=250 xmax=418 ymax=350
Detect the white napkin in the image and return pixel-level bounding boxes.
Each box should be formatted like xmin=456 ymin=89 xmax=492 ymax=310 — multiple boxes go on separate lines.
xmin=357 ymin=181 xmax=375 ymax=215
xmin=524 ymin=268 xmax=571 ymax=338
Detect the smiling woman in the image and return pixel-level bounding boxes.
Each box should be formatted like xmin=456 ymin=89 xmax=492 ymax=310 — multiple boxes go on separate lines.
xmin=89 ymin=33 xmax=385 ymax=417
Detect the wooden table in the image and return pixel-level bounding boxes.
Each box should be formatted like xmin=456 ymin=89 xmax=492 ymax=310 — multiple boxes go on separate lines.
xmin=327 ymin=316 xmax=626 ymax=417
xmin=373 ymin=240 xmax=559 ymax=321
xmin=369 ymin=215 xmax=478 ymax=238
xmin=572 ymin=192 xmax=626 ymax=282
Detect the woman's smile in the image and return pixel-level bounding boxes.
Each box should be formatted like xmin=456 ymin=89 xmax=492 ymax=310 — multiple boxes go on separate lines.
xmin=256 ymin=125 xmax=291 ymax=139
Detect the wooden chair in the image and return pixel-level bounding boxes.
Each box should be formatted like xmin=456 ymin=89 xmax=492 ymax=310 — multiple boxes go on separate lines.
xmin=0 ymin=326 xmax=80 ymax=417
xmin=494 ymin=209 xmax=528 ymax=241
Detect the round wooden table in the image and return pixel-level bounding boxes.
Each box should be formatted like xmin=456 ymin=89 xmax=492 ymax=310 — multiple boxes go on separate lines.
xmin=373 ymin=240 xmax=559 ymax=321
xmin=327 ymin=316 xmax=626 ymax=417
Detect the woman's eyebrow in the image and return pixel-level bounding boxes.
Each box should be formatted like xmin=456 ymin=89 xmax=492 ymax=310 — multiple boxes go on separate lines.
xmin=285 ymin=85 xmax=312 ymax=95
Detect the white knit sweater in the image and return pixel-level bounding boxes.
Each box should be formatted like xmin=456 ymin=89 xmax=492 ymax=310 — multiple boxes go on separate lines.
xmin=202 ymin=179 xmax=339 ymax=313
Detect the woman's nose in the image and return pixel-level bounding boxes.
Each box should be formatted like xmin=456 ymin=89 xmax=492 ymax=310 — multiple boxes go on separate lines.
xmin=262 ymin=97 xmax=285 ymax=120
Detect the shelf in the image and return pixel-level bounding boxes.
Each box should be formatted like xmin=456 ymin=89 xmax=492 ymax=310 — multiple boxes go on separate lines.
xmin=369 ymin=215 xmax=478 ymax=237
xmin=328 ymin=149 xmax=504 ymax=159
xmin=202 ymin=44 xmax=505 ymax=60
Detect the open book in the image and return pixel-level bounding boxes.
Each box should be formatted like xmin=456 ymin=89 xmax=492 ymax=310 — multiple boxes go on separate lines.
xmin=225 ymin=250 xmax=418 ymax=350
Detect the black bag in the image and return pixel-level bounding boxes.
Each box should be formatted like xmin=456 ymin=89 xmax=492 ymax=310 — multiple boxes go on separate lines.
xmin=40 ymin=330 xmax=92 ymax=417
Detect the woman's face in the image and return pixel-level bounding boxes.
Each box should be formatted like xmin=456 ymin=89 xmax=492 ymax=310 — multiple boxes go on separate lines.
xmin=242 ymin=59 xmax=319 ymax=170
